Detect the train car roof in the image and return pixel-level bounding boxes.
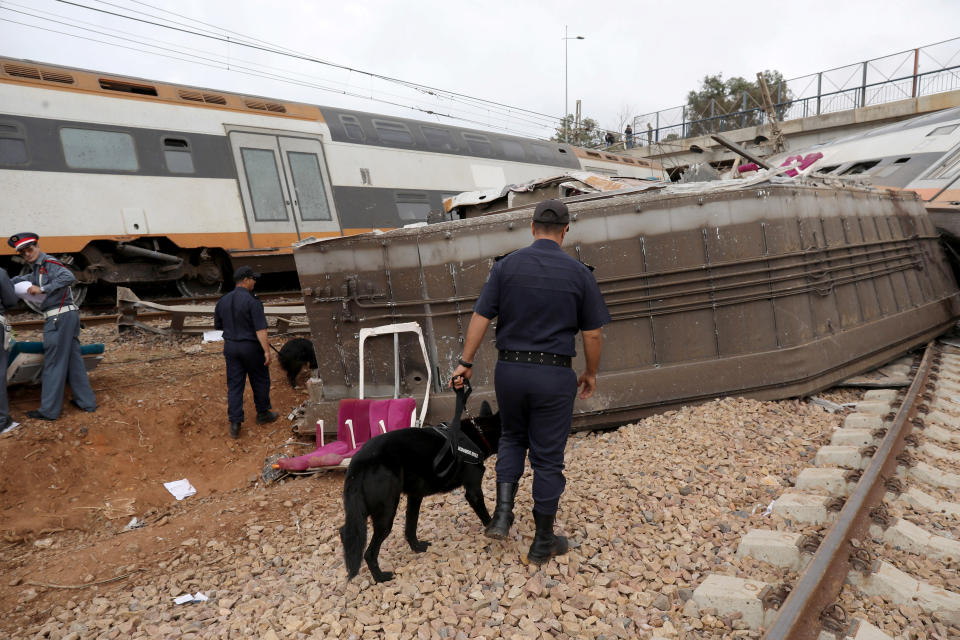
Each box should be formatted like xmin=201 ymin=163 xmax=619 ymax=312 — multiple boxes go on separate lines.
xmin=0 ymin=55 xmax=657 ymax=170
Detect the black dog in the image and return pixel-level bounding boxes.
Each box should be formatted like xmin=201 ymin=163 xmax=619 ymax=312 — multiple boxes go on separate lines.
xmin=275 ymin=338 xmax=317 ymax=388
xmin=340 ymin=402 xmax=501 ymax=582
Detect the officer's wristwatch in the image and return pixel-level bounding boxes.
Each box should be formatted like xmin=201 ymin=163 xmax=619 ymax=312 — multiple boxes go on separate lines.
xmin=458 ymin=357 xmax=473 ymax=368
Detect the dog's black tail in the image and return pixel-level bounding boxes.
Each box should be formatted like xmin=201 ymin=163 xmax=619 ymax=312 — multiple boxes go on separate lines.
xmin=340 ymin=474 xmax=367 ymax=580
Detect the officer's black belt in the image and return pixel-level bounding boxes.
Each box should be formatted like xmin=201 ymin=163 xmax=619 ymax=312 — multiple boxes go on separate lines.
xmin=498 ymin=350 xmax=571 ymax=367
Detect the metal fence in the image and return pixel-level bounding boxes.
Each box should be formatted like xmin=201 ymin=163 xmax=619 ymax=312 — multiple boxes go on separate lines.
xmin=631 ymin=37 xmax=960 ymax=147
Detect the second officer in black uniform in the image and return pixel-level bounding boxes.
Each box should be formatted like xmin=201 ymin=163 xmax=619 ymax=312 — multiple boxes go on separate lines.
xmin=214 ymin=266 xmax=278 ymax=439
xmin=451 ymin=199 xmax=609 ymax=565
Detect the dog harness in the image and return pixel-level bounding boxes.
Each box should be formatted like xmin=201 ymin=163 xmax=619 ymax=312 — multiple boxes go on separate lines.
xmin=431 ymin=379 xmax=484 ymax=481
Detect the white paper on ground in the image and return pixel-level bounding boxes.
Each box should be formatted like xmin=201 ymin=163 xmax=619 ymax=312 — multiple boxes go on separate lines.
xmin=202 ymin=330 xmax=223 ymax=343
xmin=14 ymin=281 xmax=44 ymax=304
xmin=163 ymin=478 xmax=197 ymax=500
xmin=173 ymin=592 xmax=208 ymax=604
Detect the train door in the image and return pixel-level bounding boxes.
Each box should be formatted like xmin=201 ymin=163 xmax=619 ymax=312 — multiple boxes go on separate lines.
xmin=228 ymin=131 xmax=341 ymax=247
xmin=276 ymin=136 xmax=341 ymax=237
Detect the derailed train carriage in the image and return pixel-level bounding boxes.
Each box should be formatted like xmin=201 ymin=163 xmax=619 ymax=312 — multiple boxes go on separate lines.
xmin=292 ymin=176 xmax=960 ymax=431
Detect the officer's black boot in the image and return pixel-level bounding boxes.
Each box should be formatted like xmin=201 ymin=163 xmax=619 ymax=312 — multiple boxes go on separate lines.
xmin=256 ymin=410 xmax=279 ymax=424
xmin=527 ymin=510 xmax=568 ymax=566
xmin=229 ymin=422 xmax=241 ymax=439
xmin=484 ymin=482 xmax=518 ymax=540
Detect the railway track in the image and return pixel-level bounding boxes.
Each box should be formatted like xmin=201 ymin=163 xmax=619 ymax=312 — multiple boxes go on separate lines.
xmin=8 ymin=290 xmax=303 ymax=331
xmin=682 ymin=341 xmax=960 ymax=639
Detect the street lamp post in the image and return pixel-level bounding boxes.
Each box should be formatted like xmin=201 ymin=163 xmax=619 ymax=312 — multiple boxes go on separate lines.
xmin=562 ymin=25 xmax=584 ymax=142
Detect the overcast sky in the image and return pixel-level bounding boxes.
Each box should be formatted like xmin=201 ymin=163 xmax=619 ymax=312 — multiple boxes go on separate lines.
xmin=2 ymin=0 xmax=959 ymax=140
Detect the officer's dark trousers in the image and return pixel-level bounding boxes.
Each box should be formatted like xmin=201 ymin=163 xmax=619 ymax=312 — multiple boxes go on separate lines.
xmin=224 ymin=340 xmax=271 ymax=423
xmin=493 ymin=361 xmax=577 ymax=515
xmin=0 ymin=347 xmax=9 ymax=426
xmin=41 ymin=310 xmax=97 ymax=419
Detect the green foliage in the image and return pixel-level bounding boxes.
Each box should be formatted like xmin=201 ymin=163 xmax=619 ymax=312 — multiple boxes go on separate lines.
xmin=551 ymin=115 xmax=606 ymax=147
xmin=685 ymin=70 xmax=792 ymax=136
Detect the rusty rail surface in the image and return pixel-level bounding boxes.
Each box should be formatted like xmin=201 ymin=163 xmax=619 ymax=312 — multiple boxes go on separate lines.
xmin=762 ymin=342 xmax=936 ymax=640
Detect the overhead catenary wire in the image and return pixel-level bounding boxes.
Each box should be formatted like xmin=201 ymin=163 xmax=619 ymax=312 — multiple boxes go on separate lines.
xmin=51 ymin=0 xmax=566 ymax=128
xmin=0 ymin=9 xmax=556 ymax=138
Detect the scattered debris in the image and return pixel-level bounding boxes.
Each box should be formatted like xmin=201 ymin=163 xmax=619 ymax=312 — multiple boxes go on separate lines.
xmin=162 ymin=479 xmax=196 ymax=501
xmin=173 ymin=592 xmax=208 ymax=605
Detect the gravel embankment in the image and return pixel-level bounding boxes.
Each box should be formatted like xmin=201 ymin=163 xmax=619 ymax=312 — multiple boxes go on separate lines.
xmin=18 ymin=396 xmax=847 ymax=640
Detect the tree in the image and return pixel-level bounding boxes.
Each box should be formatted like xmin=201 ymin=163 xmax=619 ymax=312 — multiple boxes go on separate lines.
xmin=684 ymin=70 xmax=792 ymax=137
xmin=551 ymin=114 xmax=606 ymax=147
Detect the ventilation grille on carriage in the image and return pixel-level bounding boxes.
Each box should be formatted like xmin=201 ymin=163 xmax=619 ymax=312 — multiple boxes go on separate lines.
xmin=244 ymin=99 xmax=287 ymax=113
xmin=3 ymin=63 xmax=75 ymax=84
xmin=178 ymin=89 xmax=227 ymax=105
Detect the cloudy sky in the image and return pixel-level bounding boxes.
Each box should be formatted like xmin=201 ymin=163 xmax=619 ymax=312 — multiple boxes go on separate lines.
xmin=2 ymin=0 xmax=958 ymax=140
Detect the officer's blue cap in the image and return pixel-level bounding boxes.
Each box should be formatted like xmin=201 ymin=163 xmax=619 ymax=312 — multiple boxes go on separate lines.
xmin=532 ymin=200 xmax=569 ymax=225
xmin=234 ymin=266 xmax=261 ymax=281
xmin=9 ymin=232 xmax=39 ymax=250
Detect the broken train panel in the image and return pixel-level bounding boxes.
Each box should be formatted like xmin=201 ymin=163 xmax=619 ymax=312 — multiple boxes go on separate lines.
xmin=293 ymin=183 xmax=960 ymax=431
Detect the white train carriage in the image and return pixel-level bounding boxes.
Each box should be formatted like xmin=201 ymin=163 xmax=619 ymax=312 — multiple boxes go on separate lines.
xmin=0 ymin=57 xmax=663 ymax=298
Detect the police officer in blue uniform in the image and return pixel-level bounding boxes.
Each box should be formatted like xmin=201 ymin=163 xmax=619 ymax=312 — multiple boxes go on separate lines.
xmin=214 ymin=266 xmax=278 ymax=439
xmin=9 ymin=232 xmax=97 ymax=421
xmin=0 ymin=266 xmax=20 ymax=433
xmin=451 ymin=199 xmax=609 ymax=565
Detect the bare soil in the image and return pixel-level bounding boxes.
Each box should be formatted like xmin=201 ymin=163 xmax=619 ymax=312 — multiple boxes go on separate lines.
xmin=0 ymin=322 xmax=329 ymax=632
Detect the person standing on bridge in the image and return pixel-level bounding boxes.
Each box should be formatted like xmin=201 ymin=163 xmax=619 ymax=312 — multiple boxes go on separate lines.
xmin=450 ymin=199 xmax=609 ymax=566
xmin=9 ymin=232 xmax=97 ymax=421
xmin=214 ymin=266 xmax=278 ymax=439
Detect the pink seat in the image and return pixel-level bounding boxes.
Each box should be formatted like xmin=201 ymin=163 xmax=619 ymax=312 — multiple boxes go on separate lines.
xmin=274 ymin=398 xmax=417 ymax=471
xmin=385 ymin=398 xmax=416 ymax=432
xmin=275 ymin=399 xmax=375 ymax=471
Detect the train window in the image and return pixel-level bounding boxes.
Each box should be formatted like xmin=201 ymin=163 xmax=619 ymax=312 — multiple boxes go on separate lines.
xmin=927 ymin=124 xmax=958 ymax=137
xmin=339 ymin=115 xmax=365 ymax=141
xmin=501 ymin=140 xmax=526 ymax=162
xmin=463 ymin=133 xmax=493 ymax=156
xmin=287 ymin=151 xmax=332 ymax=221
xmin=0 ymin=121 xmax=28 ymax=166
xmin=162 ymin=137 xmax=195 ymax=174
xmin=841 ymin=160 xmax=880 ymax=175
xmin=395 ymin=192 xmax=431 ymax=222
xmin=98 ymin=79 xmax=158 ymax=96
xmin=422 ymin=126 xmax=459 ymax=152
xmin=373 ymin=120 xmax=414 ymax=145
xmin=60 ymin=128 xmax=138 ymax=171
xmin=240 ymin=147 xmax=288 ymax=221
xmin=818 ymin=165 xmax=840 ymax=174
xmin=531 ymin=144 xmax=555 ymax=163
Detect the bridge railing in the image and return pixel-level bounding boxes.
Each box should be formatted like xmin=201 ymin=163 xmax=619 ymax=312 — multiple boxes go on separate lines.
xmin=632 ymin=37 xmax=960 ymax=146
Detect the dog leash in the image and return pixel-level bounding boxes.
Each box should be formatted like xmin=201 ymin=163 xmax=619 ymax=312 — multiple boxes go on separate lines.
xmin=432 ymin=377 xmax=480 ymax=480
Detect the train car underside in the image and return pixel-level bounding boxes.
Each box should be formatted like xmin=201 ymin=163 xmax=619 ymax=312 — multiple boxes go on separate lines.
xmin=4 ymin=238 xmax=293 ymax=303
xmin=292 ymin=176 xmax=960 ymax=432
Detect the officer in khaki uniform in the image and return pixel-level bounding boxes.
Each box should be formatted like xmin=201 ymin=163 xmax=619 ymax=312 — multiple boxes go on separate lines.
xmin=451 ymin=200 xmax=609 ymax=565
xmin=9 ymin=232 xmax=97 ymax=421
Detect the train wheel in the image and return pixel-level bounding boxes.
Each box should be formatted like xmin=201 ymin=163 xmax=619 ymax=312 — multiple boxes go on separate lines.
xmin=19 ymin=256 xmax=88 ymax=313
xmin=175 ymin=253 xmax=225 ymax=298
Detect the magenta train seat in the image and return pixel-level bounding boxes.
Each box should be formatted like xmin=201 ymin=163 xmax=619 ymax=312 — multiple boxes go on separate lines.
xmin=275 ymin=398 xmax=417 ymax=471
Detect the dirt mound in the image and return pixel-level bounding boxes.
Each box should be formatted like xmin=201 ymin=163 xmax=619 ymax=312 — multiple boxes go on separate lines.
xmin=0 ymin=323 xmax=325 ymax=628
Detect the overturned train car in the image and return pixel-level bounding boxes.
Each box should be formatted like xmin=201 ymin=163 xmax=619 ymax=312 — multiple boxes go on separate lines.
xmin=293 ymin=181 xmax=960 ymax=430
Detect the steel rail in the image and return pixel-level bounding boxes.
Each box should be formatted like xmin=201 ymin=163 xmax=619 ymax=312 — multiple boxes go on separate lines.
xmin=762 ymin=341 xmax=936 ymax=640
xmin=10 ymin=291 xmax=305 ymax=331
